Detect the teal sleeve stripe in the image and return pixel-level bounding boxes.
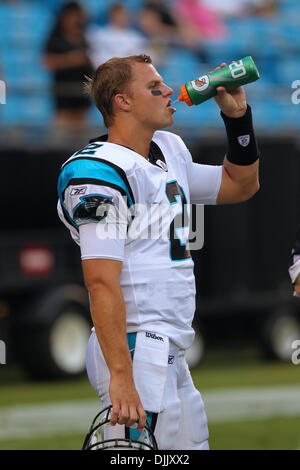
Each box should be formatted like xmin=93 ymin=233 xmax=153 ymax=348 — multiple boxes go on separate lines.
xmin=58 ymin=159 xmax=134 ymax=206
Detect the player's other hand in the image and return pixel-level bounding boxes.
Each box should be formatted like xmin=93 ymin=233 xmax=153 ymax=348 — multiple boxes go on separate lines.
xmin=213 ymin=62 xmax=247 ymax=119
xmin=109 ymin=373 xmax=147 ymax=432
xmin=294 ymin=273 xmax=300 ymax=297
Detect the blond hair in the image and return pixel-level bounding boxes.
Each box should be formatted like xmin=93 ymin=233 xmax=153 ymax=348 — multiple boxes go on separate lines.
xmin=85 ymin=54 xmax=152 ymax=127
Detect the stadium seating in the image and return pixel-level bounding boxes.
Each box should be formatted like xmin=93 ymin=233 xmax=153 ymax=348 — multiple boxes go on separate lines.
xmin=0 ymin=0 xmax=299 ymax=133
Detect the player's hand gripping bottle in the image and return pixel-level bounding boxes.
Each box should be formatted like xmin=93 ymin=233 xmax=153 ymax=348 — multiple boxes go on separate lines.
xmin=178 ymin=56 xmax=260 ymax=106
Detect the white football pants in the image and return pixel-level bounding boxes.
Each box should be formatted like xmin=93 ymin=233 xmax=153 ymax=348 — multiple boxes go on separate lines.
xmin=86 ymin=330 xmax=209 ymax=450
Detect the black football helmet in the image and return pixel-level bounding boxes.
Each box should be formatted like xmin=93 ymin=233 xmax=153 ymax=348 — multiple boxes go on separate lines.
xmin=82 ymin=405 xmax=158 ymax=450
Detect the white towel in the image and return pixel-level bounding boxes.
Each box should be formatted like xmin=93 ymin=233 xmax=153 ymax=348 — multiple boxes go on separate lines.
xmin=132 ymin=331 xmax=169 ymax=413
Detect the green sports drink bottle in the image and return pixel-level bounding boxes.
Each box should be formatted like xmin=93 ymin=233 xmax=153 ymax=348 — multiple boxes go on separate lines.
xmin=178 ymin=56 xmax=260 ymax=106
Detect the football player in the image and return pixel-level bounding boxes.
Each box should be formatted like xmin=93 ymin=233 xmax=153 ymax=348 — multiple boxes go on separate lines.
xmin=57 ymin=55 xmax=260 ymax=449
xmin=289 ymin=224 xmax=300 ymax=296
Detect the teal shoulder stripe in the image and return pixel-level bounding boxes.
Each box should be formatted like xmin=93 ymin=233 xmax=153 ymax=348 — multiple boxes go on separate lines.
xmin=58 ymin=159 xmax=134 ymax=206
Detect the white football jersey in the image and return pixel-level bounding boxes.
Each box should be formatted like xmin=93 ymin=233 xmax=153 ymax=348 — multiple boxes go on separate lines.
xmin=57 ymin=130 xmax=222 ymax=349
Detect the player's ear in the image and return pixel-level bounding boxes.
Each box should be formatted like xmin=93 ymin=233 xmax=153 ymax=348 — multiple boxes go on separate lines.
xmin=114 ymin=93 xmax=131 ymax=112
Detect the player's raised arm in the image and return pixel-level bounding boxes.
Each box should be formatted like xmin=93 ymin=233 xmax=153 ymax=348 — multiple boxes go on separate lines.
xmin=82 ymin=257 xmax=146 ymax=432
xmin=214 ymin=63 xmax=260 ymax=204
xmin=184 ymin=64 xmax=259 ymax=206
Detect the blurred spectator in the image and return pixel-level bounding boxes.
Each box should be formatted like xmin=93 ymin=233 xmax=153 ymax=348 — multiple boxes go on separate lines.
xmin=0 ymin=62 xmax=5 ymax=105
xmin=173 ymin=0 xmax=227 ymax=41
xmin=250 ymin=0 xmax=277 ymax=17
xmin=201 ymin=0 xmax=277 ymax=18
xmin=139 ymin=0 xmax=180 ymax=41
xmin=139 ymin=0 xmax=210 ymax=63
xmin=87 ymin=3 xmax=150 ymax=69
xmin=43 ymin=1 xmax=93 ymax=129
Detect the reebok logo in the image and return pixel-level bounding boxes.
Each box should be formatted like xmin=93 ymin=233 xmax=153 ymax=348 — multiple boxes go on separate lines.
xmin=71 ymin=186 xmax=87 ymax=196
xmin=168 ymin=355 xmax=175 ymax=364
xmin=145 ymin=332 xmax=164 ymax=342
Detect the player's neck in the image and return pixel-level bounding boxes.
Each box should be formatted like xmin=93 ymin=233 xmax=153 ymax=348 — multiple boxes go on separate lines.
xmin=107 ymin=123 xmax=153 ymax=159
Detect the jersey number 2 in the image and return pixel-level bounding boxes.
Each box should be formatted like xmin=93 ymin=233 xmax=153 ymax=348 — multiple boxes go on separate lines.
xmin=165 ymin=181 xmax=191 ymax=261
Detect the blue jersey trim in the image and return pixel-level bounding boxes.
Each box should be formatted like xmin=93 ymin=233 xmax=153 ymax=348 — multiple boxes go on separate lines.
xmin=58 ymin=159 xmax=134 ymax=207
xmin=127 ymin=332 xmax=137 ymax=358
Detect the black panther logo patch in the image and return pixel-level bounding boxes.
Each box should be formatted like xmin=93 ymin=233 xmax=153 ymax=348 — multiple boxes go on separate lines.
xmin=73 ymin=195 xmax=114 ymax=222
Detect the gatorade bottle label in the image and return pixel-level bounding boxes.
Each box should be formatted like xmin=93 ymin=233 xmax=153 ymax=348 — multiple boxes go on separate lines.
xmin=191 ymin=75 xmax=209 ymax=93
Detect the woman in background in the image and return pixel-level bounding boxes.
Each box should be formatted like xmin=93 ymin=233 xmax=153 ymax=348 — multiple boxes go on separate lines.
xmin=44 ymin=1 xmax=93 ymax=129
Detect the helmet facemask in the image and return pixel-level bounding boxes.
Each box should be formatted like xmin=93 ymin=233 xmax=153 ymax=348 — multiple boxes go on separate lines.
xmin=82 ymin=405 xmax=158 ymax=450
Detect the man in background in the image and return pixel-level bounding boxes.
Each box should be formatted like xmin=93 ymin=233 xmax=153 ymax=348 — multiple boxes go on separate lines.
xmin=87 ymin=3 xmax=151 ymax=69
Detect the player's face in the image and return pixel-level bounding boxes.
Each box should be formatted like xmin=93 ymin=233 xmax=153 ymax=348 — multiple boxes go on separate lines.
xmin=128 ymin=62 xmax=176 ymax=131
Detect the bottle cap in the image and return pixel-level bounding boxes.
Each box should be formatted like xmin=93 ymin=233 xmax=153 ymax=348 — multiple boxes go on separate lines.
xmin=178 ymin=84 xmax=193 ymax=106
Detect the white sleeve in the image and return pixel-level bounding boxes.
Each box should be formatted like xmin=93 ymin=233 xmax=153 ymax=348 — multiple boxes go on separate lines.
xmin=79 ymin=222 xmax=126 ymax=261
xmin=78 ymin=186 xmax=128 ymax=261
xmin=185 ymin=148 xmax=222 ymax=205
xmin=76 ymin=186 xmax=129 ymax=261
xmin=62 ymin=183 xmax=130 ymax=261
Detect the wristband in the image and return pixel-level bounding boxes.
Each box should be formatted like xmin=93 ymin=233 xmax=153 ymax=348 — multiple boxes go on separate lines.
xmin=221 ymin=104 xmax=259 ymax=166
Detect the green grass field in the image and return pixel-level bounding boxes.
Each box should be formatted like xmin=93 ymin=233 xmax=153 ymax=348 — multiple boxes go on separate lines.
xmin=1 ymin=350 xmax=300 ymax=450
